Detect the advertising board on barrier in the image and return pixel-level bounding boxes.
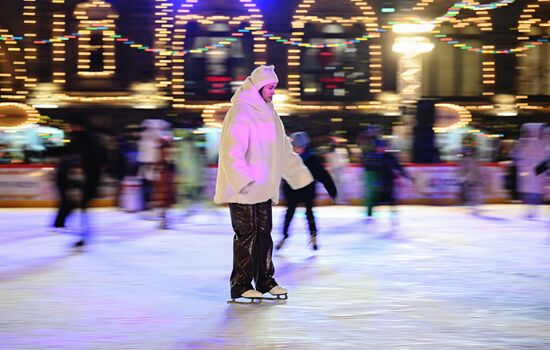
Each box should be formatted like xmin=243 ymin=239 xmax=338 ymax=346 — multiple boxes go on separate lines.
xmin=1 ymin=163 xmax=547 ymax=206
xmin=394 ymin=164 xmax=508 ymax=203
xmin=322 ymin=164 xmax=509 ymax=204
xmin=0 ymin=166 xmax=57 ymax=203
xmin=0 ymin=165 xmax=115 ymax=207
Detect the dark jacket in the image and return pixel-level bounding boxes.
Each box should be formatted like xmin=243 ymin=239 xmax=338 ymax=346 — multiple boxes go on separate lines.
xmin=48 ymin=128 xmax=106 ymax=200
xmin=283 ymin=149 xmax=337 ymax=203
xmin=363 ymin=151 xmax=409 ymax=201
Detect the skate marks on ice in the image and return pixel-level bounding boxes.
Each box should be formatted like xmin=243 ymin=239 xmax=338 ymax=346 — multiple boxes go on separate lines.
xmin=1 ymin=205 xmax=550 ymax=349
xmin=176 ymin=303 xmax=290 ymax=349
xmin=0 ymin=251 xmax=74 ymax=283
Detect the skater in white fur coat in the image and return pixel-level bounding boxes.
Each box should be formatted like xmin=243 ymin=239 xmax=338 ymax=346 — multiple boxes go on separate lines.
xmin=214 ymin=65 xmax=313 ymax=300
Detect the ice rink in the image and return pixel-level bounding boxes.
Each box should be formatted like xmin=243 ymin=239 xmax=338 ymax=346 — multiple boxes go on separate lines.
xmin=1 ymin=204 xmax=549 ymax=349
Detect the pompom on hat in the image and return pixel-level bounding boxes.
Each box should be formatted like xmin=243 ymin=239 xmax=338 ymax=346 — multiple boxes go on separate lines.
xmin=250 ymin=65 xmax=279 ymax=90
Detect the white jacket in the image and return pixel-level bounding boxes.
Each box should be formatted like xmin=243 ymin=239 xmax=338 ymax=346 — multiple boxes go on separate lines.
xmin=214 ymin=78 xmax=313 ymax=205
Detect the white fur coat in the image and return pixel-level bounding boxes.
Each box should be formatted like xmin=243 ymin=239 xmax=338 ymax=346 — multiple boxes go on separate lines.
xmin=214 ymin=78 xmax=313 ymax=204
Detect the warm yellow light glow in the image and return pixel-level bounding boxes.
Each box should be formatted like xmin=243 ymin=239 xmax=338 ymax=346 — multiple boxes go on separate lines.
xmin=392 ymin=36 xmax=434 ymax=54
xmin=392 ymin=22 xmax=435 ymax=34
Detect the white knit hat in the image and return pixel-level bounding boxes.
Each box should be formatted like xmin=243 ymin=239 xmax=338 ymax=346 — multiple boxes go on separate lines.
xmin=249 ymin=65 xmax=279 ymax=90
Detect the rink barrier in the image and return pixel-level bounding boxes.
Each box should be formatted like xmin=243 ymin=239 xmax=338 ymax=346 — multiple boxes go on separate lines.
xmin=0 ymin=163 xmax=546 ymax=207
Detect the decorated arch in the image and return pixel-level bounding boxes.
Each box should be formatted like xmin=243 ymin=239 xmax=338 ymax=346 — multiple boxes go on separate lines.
xmin=73 ymin=0 xmax=119 ymax=78
xmin=154 ymin=0 xmax=265 ymax=108
xmin=288 ymin=0 xmax=381 ymax=101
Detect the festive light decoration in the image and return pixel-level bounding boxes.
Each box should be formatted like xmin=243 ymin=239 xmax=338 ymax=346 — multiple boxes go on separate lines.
xmin=22 ymin=0 xmax=37 ymax=92
xmin=412 ymin=0 xmax=516 ymax=12
xmin=518 ymin=0 xmax=550 ymax=33
xmin=433 ymin=103 xmax=472 ymax=133
xmin=51 ymin=0 xmax=67 ymax=85
xmin=482 ymin=49 xmax=495 ymax=96
xmin=393 ymin=21 xmax=435 ymax=34
xmin=0 ymin=103 xmax=41 ymax=130
xmin=407 ymin=0 xmax=548 ymax=54
xmin=199 ymin=99 xmax=344 ymax=128
xmin=432 ymin=33 xmax=548 ymax=54
xmin=1 ymin=0 xmax=549 ymax=131
xmin=153 ymin=0 xmax=267 ymax=108
xmin=393 ymin=36 xmax=434 ymax=53
xmin=0 ymin=33 xmax=15 ymax=99
xmin=1 ymin=27 xmax=384 ymax=52
xmin=0 ymin=0 xmax=547 ymax=57
xmin=0 ymin=29 xmax=28 ymax=101
xmin=394 ymin=37 xmax=433 ymax=104
xmin=74 ymin=1 xmax=118 ymax=78
xmin=515 ymin=1 xmax=550 ymax=95
xmin=288 ymin=0 xmax=382 ymax=99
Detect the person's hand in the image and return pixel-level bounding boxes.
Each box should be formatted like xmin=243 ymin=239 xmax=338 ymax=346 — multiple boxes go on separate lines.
xmin=240 ymin=181 xmax=255 ymax=194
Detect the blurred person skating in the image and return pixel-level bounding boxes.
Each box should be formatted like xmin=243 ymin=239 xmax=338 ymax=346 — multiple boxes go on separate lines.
xmin=362 ymin=139 xmax=413 ymax=225
xmin=137 ymin=119 xmax=171 ymax=216
xmin=276 ymin=132 xmax=337 ymax=251
xmin=176 ymin=131 xmax=206 ymax=218
xmin=118 ymin=126 xmax=141 ymax=212
xmin=214 ymin=65 xmax=313 ymax=301
xmin=511 ymin=123 xmax=550 ymax=219
xmin=52 ymin=120 xmax=105 ymax=247
xmin=357 ymin=125 xmax=380 ymax=219
xmin=457 ymin=134 xmax=483 ymax=214
xmin=325 ymin=139 xmax=349 ymax=205
xmin=155 ymin=135 xmax=177 ymax=229
xmin=103 ymin=132 xmax=128 ymax=210
xmin=52 ymin=128 xmax=83 ymax=232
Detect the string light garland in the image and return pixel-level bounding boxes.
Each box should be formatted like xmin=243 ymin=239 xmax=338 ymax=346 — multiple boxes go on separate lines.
xmin=433 ymin=34 xmax=548 ymax=54
xmin=430 ymin=0 xmax=549 ymax=54
xmin=437 ymin=0 xmax=517 ymax=19
xmin=0 ymin=27 xmax=243 ymax=57
xmin=411 ymin=0 xmax=517 ymax=12
xmin=0 ymin=25 xmax=383 ymax=52
xmin=262 ymin=30 xmax=382 ymax=48
xmin=1 ymin=1 xmax=547 ymax=56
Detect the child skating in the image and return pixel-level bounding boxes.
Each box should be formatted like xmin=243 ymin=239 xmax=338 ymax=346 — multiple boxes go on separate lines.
xmin=276 ymin=132 xmax=337 ymax=251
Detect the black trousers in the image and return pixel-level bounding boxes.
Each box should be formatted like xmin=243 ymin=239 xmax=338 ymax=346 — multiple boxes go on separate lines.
xmin=54 ymin=186 xmax=74 ymax=228
xmin=228 ymin=200 xmax=278 ymax=298
xmin=283 ymin=199 xmax=317 ymax=238
xmin=53 ymin=175 xmax=99 ymax=239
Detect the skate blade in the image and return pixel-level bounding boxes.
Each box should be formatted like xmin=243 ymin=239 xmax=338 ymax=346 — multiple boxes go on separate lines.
xmin=261 ymin=293 xmax=288 ymax=301
xmin=227 ymin=297 xmax=262 ymax=304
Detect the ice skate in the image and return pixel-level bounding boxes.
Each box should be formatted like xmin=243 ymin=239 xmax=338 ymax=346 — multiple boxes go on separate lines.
xmin=52 ymin=226 xmax=72 ymax=235
xmin=275 ymin=237 xmax=287 ymax=250
xmin=264 ymin=285 xmax=288 ymax=300
xmin=71 ymin=238 xmax=87 ymax=253
xmin=159 ymin=218 xmax=169 ymax=230
xmin=309 ymin=234 xmax=318 ymax=250
xmin=229 ymin=289 xmax=263 ymax=303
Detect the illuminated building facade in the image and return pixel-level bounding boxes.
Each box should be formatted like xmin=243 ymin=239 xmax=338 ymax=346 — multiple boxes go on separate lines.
xmin=0 ymin=0 xmax=548 ymax=144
